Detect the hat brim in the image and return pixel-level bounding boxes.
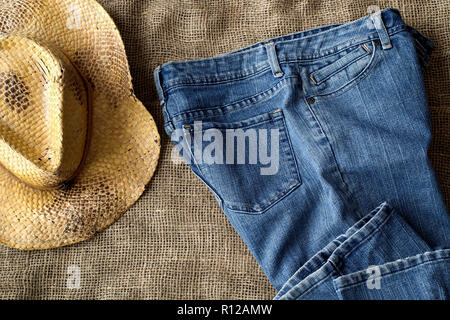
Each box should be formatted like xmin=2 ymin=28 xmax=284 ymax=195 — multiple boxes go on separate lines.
xmin=0 ymin=0 xmax=160 ymax=249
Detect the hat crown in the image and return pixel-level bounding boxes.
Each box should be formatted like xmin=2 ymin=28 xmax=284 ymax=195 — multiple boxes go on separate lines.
xmin=0 ymin=35 xmax=89 ymax=189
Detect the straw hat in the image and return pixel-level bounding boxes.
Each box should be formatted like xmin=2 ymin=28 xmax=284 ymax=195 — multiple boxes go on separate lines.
xmin=0 ymin=0 xmax=160 ymax=249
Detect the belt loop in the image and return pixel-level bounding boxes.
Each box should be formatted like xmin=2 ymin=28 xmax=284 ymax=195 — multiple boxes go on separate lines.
xmin=265 ymin=42 xmax=283 ymax=78
xmin=153 ymin=65 xmax=166 ymax=104
xmin=154 ymin=66 xmax=172 ymax=125
xmin=370 ymin=10 xmax=392 ymax=50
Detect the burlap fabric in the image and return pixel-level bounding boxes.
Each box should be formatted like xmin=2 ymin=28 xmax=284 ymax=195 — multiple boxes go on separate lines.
xmin=0 ymin=0 xmax=448 ymax=299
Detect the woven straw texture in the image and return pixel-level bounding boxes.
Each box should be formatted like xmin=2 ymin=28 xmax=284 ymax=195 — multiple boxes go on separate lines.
xmin=0 ymin=0 xmax=160 ymax=250
xmin=0 ymin=35 xmax=89 ymax=189
xmin=0 ymin=0 xmax=448 ymax=299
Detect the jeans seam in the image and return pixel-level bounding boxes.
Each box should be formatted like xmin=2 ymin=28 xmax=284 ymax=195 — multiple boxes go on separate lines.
xmin=281 ymin=110 xmax=303 ymax=186
xmin=164 ymin=64 xmax=271 ymax=92
xmin=335 ymin=256 xmax=450 ymax=291
xmin=160 ymin=25 xmax=407 ymax=92
xmin=290 ymin=273 xmax=333 ymax=300
xmin=339 ymin=206 xmax=392 ymax=261
xmin=309 ymin=44 xmax=371 ymax=85
xmin=170 ymin=76 xmax=296 ymax=122
xmin=329 ymin=259 xmax=343 ymax=276
xmin=285 ymin=205 xmax=391 ymax=300
xmin=301 ymin=94 xmax=364 ymax=218
xmin=312 ymin=39 xmax=380 ymax=99
xmin=187 ymin=110 xmax=302 ymax=214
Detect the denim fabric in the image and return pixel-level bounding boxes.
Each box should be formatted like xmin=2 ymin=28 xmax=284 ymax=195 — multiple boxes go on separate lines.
xmin=154 ymin=9 xmax=450 ymax=299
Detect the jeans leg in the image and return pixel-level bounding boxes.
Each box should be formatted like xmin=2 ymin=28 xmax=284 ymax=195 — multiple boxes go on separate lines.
xmin=276 ymin=202 xmax=449 ymax=300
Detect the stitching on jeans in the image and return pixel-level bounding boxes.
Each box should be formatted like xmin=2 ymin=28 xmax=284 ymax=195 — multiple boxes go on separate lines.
xmin=229 ymin=12 xmax=404 ymax=59
xmin=309 ymin=45 xmax=371 ymax=85
xmin=224 ymin=181 xmax=301 ymax=214
xmin=309 ymin=74 xmax=317 ymax=85
xmin=280 ymin=111 xmax=302 ymax=186
xmin=164 ymin=64 xmax=271 ymax=92
xmin=160 ymin=26 xmax=406 ymax=91
xmin=187 ymin=116 xmax=276 ymax=132
xmin=290 ymin=273 xmax=333 ymax=300
xmin=326 ymin=209 xmax=392 ymax=281
xmin=313 ymin=40 xmax=380 ymax=99
xmin=336 ymin=256 xmax=450 ymax=291
xmin=171 ymin=76 xmax=296 ymax=121
xmin=277 ymin=204 xmax=386 ymax=298
xmin=163 ymin=40 xmax=368 ymax=90
xmin=362 ymin=43 xmax=371 ymax=53
xmin=339 ymin=206 xmax=392 ymax=261
xmin=288 ymin=208 xmax=392 ymax=299
xmin=280 ymin=27 xmax=404 ymax=64
xmin=300 ymin=94 xmax=355 ymax=209
xmin=187 ymin=110 xmax=302 ymax=214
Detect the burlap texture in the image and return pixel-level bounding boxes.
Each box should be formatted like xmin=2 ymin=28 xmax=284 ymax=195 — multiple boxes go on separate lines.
xmin=0 ymin=0 xmax=448 ymax=299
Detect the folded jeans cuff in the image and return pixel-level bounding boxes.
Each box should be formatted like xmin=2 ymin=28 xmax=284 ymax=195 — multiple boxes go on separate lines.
xmin=333 ymin=249 xmax=450 ymax=299
xmin=276 ymin=202 xmax=436 ymax=300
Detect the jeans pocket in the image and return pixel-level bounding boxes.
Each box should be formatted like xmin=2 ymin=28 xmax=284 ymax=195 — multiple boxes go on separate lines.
xmin=306 ymin=40 xmax=378 ymax=97
xmin=309 ymin=42 xmax=372 ymax=86
xmin=182 ymin=109 xmax=301 ymax=214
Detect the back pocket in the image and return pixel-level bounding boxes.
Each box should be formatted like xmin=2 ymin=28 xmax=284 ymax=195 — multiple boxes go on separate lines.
xmin=182 ymin=109 xmax=301 ymax=214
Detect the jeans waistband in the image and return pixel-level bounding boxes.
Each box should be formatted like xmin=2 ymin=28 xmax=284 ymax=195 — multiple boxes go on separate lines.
xmin=154 ymin=8 xmax=405 ymax=101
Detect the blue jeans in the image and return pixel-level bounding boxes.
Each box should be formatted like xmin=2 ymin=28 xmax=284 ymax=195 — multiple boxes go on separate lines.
xmin=154 ymin=9 xmax=450 ymax=299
